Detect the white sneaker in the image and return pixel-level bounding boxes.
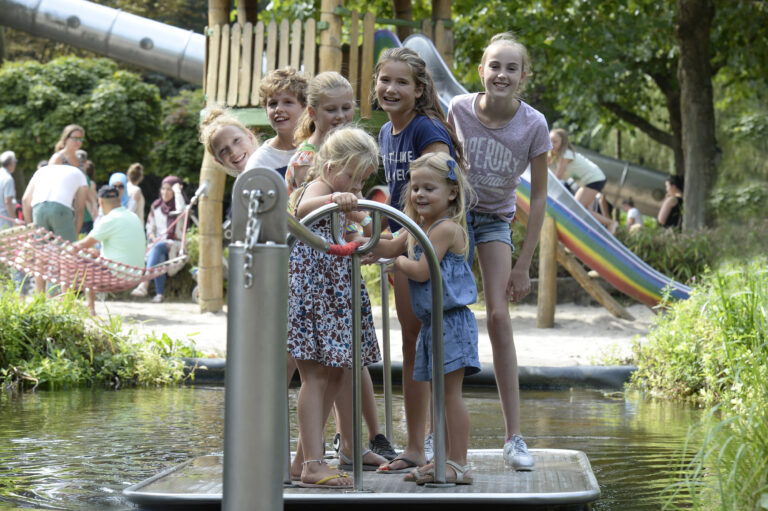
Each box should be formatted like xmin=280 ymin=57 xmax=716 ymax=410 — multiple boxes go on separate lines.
xmin=503 ymin=434 xmax=534 ymax=471
xmin=424 ymin=433 xmax=434 ymax=463
xmin=130 ymin=283 xmax=148 ymax=297
xmin=151 ymin=294 xmax=163 ymax=303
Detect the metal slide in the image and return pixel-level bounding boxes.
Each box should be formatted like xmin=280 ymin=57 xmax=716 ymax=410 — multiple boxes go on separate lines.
xmin=0 ymin=0 xmax=205 ymax=84
xmin=403 ymin=33 xmax=690 ymax=306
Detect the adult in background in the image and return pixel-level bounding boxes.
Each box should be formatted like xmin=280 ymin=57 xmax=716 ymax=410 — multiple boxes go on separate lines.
xmin=21 ymin=164 xmax=89 ymax=293
xmin=74 ymin=185 xmax=146 ymax=315
xmin=49 ymin=124 xmax=86 ymax=170
xmin=81 ymin=160 xmax=98 ymax=233
xmin=549 ymin=128 xmax=618 ymax=234
xmin=126 ymin=163 xmax=146 ymax=225
xmin=0 ymin=151 xmax=17 ymax=230
xmin=130 ymin=176 xmax=187 ymax=303
xmin=657 ymin=175 xmax=684 ymax=229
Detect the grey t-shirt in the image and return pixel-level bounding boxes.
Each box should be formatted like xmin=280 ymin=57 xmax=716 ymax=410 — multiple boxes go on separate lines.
xmin=448 ymin=93 xmax=551 ymax=222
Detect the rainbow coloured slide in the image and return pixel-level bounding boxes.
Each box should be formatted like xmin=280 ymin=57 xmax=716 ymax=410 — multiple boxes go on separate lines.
xmin=398 ymin=33 xmax=691 ymax=307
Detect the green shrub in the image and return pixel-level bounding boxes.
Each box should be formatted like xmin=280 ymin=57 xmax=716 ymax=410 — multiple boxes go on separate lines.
xmin=0 ymin=280 xmax=201 ymax=391
xmin=629 ymin=258 xmax=767 ymax=405
xmin=614 ymin=224 xmax=713 ymax=284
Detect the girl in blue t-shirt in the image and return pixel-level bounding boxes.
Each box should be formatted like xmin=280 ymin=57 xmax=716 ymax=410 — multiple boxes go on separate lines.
xmin=372 ymin=47 xmax=465 ymax=473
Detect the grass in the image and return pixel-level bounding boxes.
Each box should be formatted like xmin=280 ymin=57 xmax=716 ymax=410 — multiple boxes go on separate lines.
xmin=0 ymin=277 xmax=202 ymax=391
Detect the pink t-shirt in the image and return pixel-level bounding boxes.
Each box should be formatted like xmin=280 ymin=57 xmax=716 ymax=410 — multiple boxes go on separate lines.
xmin=448 ymin=93 xmax=551 ymax=222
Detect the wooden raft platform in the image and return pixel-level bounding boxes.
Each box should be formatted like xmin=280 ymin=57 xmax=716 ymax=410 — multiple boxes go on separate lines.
xmin=123 ymin=449 xmax=599 ymax=510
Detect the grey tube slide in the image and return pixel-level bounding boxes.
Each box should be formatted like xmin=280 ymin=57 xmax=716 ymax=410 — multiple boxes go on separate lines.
xmin=0 ymin=0 xmax=205 ymax=84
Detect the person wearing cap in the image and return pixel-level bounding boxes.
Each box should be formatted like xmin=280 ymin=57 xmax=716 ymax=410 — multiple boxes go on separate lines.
xmin=74 ymin=185 xmax=146 ymax=315
xmin=0 ymin=150 xmax=17 ymax=230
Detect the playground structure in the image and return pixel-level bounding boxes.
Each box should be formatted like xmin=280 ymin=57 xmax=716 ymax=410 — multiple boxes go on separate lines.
xmin=0 ymin=0 xmax=685 ymax=319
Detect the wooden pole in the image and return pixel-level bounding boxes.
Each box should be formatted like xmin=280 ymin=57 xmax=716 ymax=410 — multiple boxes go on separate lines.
xmin=318 ymin=0 xmax=342 ymax=72
xmin=556 ymin=245 xmax=634 ymax=320
xmin=536 ymin=215 xmax=557 ymax=328
xmin=197 ymin=0 xmax=230 ymax=313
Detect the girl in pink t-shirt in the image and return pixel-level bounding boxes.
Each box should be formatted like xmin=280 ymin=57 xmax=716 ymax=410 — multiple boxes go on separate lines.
xmin=448 ymin=33 xmax=551 ymax=471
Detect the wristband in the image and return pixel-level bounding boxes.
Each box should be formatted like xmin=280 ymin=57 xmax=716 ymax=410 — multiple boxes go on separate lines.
xmin=345 ymin=224 xmax=360 ymax=234
xmin=325 ymin=192 xmax=338 ymax=205
xmin=392 ymin=230 xmax=402 ymax=239
xmin=360 ymin=215 xmax=372 ymax=227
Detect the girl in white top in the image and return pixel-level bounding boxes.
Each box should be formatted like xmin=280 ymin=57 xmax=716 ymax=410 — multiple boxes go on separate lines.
xmin=549 ymin=128 xmax=618 ymax=233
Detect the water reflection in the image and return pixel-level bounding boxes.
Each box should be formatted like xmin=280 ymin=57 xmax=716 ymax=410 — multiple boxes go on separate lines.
xmin=0 ymin=387 xmax=701 ymax=510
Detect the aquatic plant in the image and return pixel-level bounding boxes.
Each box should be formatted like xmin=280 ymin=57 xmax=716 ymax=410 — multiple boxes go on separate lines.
xmin=630 ymin=258 xmax=768 ymax=510
xmin=0 ymin=279 xmax=202 ymax=391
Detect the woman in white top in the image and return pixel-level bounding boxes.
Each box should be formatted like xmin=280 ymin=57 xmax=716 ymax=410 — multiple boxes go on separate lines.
xmin=549 ymin=128 xmax=618 ymax=233
xmin=130 ymin=176 xmax=186 ymax=303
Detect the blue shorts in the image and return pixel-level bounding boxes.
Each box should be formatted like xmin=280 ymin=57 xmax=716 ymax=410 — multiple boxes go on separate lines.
xmin=469 ymin=211 xmax=514 ymax=250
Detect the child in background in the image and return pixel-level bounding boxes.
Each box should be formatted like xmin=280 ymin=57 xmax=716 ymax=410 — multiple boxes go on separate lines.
xmin=447 ymin=32 xmax=551 ymax=470
xmin=287 ymin=71 xmax=397 ymax=467
xmin=621 ymin=198 xmax=643 ymax=229
xmin=200 ymin=107 xmax=260 ymax=176
xmin=126 ymin=163 xmax=146 ymax=225
xmin=286 ymin=71 xmax=355 ymax=194
xmin=288 ymin=127 xmax=382 ymax=488
xmin=373 ymin=152 xmax=479 ymax=485
xmin=373 ymin=46 xmax=466 ymax=474
xmin=247 ymin=67 xmax=308 ymax=178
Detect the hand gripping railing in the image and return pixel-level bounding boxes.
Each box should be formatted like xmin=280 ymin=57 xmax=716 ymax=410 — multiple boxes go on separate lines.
xmin=225 ymin=167 xmax=449 ymax=510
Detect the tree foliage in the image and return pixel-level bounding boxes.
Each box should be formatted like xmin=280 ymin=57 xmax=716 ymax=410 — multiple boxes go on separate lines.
xmin=0 ymin=57 xmax=161 ymax=182
xmin=151 ymin=88 xmax=206 ymax=181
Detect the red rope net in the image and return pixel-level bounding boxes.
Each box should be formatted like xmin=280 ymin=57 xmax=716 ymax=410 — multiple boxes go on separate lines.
xmin=0 ymin=225 xmax=188 ymax=293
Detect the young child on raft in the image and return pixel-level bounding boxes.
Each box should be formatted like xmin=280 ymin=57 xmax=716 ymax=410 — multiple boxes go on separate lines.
xmin=372 ymin=152 xmax=480 ymax=485
xmin=287 ymin=126 xmax=383 ymax=488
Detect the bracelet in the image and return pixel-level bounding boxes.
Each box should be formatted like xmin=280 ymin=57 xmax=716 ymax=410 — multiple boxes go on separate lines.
xmin=345 ymin=224 xmax=360 ymax=234
xmin=392 ymin=230 xmax=402 ymax=239
xmin=360 ymin=215 xmax=372 ymax=227
xmin=325 ymin=192 xmax=338 ymax=205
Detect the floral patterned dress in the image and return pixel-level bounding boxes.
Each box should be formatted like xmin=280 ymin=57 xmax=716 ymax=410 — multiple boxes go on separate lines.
xmin=287 ymin=214 xmax=380 ymax=368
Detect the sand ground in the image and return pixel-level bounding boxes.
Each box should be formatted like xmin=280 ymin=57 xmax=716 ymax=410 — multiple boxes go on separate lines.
xmin=93 ymin=299 xmax=655 ymax=367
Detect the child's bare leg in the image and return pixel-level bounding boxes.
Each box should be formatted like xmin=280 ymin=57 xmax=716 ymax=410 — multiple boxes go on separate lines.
xmin=295 ymin=360 xmax=347 ymax=485
xmin=444 ymin=370 xmax=469 ymax=468
xmin=576 ymin=188 xmax=616 ymax=232
xmin=86 ymin=289 xmax=96 ymax=316
xmin=379 ymin=271 xmax=428 ymax=470
xmin=334 ymin=369 xmax=387 ymax=466
xmin=334 ymin=367 xmax=381 ymax=440
xmin=477 ymin=241 xmax=520 ymax=439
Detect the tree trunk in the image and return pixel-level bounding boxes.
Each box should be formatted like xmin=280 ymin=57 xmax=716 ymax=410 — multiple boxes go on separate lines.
xmin=240 ymin=0 xmax=259 ymax=25
xmin=676 ymin=0 xmax=717 ymax=231
xmin=393 ymin=0 xmax=414 ymax=42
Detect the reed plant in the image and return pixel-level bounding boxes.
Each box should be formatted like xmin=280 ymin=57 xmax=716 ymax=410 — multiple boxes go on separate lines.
xmin=629 ymin=258 xmax=768 ymax=509
xmin=0 ymin=278 xmax=202 ymax=391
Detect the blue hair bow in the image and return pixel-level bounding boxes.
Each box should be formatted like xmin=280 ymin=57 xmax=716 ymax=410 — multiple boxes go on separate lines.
xmin=446 ymin=159 xmax=458 ymax=182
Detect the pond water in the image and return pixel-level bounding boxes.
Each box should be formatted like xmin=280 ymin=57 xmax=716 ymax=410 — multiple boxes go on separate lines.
xmin=0 ymin=386 xmax=703 ymax=510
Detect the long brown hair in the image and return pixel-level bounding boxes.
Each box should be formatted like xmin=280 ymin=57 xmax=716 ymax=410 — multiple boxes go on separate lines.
xmin=370 ymin=47 xmax=464 ymax=166
xmin=54 ymin=124 xmax=85 ymax=152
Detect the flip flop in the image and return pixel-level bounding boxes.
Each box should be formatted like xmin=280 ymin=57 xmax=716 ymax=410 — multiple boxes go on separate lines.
xmin=376 ymin=456 xmax=419 ymax=474
xmin=339 ymin=449 xmax=381 ymax=471
xmin=296 ymin=473 xmax=353 ymax=489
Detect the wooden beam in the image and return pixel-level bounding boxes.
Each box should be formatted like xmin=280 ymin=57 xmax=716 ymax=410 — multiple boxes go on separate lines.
xmin=556 ymin=245 xmax=634 ymax=320
xmin=319 ymin=0 xmax=342 ymax=72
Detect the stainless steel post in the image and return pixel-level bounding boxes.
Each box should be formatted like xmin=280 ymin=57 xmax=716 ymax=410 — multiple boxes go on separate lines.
xmin=223 ymin=243 xmax=287 ymax=511
xmin=351 ymin=252 xmax=364 ymax=491
xmin=224 ymin=166 xmax=288 ymax=511
xmin=379 ymin=261 xmax=393 ymax=441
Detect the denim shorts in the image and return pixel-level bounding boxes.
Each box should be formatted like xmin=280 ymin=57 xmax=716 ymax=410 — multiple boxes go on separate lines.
xmin=469 ymin=211 xmax=514 ymax=250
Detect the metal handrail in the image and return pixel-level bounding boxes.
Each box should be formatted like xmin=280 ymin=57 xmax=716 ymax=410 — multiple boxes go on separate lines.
xmin=289 ymin=199 xmax=448 ymax=490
